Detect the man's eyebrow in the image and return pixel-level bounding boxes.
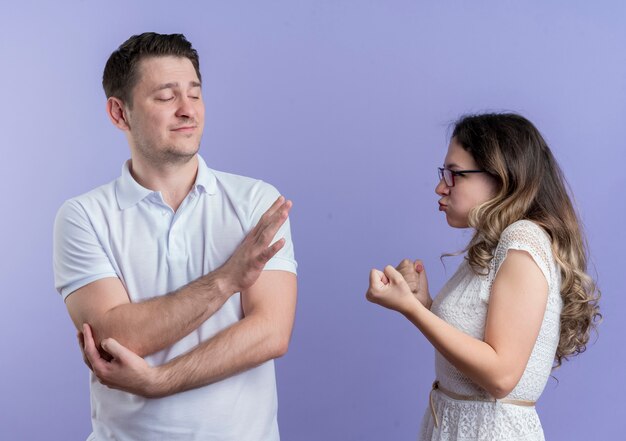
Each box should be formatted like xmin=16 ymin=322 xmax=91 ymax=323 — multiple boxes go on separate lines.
xmin=152 ymin=81 xmax=202 ymax=92
xmin=153 ymin=82 xmax=179 ymax=92
xmin=444 ymin=162 xmax=461 ymax=169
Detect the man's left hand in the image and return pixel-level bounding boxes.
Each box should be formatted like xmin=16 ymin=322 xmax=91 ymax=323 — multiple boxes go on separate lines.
xmin=81 ymin=323 xmax=164 ymax=398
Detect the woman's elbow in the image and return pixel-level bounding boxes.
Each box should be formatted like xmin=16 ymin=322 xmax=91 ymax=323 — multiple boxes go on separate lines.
xmin=486 ymin=374 xmax=519 ymax=399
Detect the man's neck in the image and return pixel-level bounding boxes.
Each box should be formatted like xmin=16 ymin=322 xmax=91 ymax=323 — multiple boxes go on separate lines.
xmin=129 ymin=154 xmax=199 ymax=212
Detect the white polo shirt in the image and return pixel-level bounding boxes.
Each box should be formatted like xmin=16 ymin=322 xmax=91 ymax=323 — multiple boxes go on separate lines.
xmin=53 ymin=155 xmax=297 ymax=441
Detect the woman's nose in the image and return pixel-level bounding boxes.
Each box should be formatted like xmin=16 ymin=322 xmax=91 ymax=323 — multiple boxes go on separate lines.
xmin=435 ymin=178 xmax=449 ymax=196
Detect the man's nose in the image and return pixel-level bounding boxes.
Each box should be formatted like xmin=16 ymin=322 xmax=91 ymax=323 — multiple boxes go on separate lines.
xmin=175 ymin=96 xmax=197 ymax=119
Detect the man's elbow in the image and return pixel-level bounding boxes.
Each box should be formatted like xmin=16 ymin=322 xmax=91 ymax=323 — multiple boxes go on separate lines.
xmin=90 ymin=318 xmax=150 ymax=358
xmin=268 ymin=332 xmax=291 ymax=359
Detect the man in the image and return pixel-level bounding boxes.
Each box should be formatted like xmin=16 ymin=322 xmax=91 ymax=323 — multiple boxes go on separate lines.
xmin=53 ymin=32 xmax=297 ymax=441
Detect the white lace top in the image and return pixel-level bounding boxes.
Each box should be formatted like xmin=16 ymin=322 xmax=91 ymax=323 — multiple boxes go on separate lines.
xmin=419 ymin=220 xmax=563 ymax=441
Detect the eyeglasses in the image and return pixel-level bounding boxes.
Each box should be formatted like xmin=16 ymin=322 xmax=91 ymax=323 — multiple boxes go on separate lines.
xmin=438 ymin=167 xmax=486 ymax=187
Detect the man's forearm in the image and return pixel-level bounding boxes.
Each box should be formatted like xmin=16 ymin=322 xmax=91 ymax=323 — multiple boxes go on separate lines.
xmin=81 ymin=271 xmax=297 ymax=398
xmin=93 ymin=270 xmax=233 ymax=357
xmin=151 ymin=313 xmax=288 ymax=397
xmin=89 ymin=195 xmax=292 ymax=358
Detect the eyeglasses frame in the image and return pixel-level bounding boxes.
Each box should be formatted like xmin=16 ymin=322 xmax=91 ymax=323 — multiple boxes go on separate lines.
xmin=438 ymin=167 xmax=486 ymax=187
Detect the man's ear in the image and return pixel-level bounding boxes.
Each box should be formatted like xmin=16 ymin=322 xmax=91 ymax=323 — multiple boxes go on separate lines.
xmin=106 ymin=97 xmax=131 ymax=131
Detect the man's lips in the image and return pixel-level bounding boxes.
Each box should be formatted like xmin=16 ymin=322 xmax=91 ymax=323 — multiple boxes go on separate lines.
xmin=171 ymin=126 xmax=197 ymax=132
xmin=438 ymin=202 xmax=447 ymax=211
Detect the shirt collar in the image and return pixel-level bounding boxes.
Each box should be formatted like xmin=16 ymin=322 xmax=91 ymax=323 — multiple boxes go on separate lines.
xmin=115 ymin=160 xmax=152 ymax=210
xmin=194 ymin=155 xmax=217 ymax=196
xmin=115 ymin=155 xmax=217 ymax=210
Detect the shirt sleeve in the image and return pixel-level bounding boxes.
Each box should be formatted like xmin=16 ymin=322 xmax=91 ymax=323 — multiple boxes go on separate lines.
xmin=482 ymin=220 xmax=555 ymax=302
xmin=247 ymin=182 xmax=298 ymax=275
xmin=53 ymin=199 xmax=119 ymax=300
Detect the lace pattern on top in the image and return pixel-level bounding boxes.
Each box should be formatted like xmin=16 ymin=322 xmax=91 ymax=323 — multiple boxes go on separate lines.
xmin=419 ymin=220 xmax=563 ymax=441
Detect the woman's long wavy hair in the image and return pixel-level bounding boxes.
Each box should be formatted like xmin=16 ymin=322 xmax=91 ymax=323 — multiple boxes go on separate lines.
xmin=452 ymin=113 xmax=601 ymax=368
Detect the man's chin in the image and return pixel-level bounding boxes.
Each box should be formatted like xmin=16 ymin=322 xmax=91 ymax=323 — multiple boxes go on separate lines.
xmin=161 ymin=145 xmax=200 ymax=164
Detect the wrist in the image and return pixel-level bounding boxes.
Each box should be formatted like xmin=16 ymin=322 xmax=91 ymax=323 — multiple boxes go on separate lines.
xmin=424 ymin=295 xmax=433 ymax=310
xmin=399 ymin=295 xmax=421 ymax=317
xmin=211 ymin=265 xmax=241 ymax=298
xmin=205 ymin=268 xmax=236 ymax=299
xmin=146 ymin=365 xmax=170 ymax=398
xmin=399 ymin=297 xmax=426 ymax=320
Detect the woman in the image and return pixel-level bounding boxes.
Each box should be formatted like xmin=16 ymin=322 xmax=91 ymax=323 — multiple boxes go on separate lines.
xmin=366 ymin=113 xmax=600 ymax=440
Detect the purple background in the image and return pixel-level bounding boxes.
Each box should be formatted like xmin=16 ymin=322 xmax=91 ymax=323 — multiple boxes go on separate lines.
xmin=1 ymin=1 xmax=624 ymax=439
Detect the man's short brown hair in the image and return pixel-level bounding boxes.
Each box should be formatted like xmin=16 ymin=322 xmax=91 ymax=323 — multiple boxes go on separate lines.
xmin=102 ymin=32 xmax=201 ymax=106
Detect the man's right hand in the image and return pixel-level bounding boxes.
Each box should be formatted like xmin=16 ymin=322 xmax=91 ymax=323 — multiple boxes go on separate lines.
xmin=65 ymin=195 xmax=292 ymax=361
xmin=219 ymin=196 xmax=292 ymax=293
